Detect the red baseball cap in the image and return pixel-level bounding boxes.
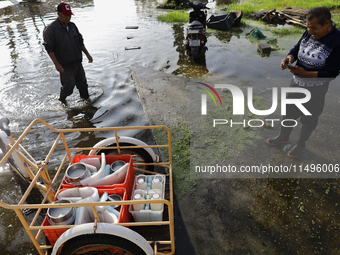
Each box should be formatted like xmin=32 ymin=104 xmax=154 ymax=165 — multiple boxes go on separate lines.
xmin=57 ymin=3 xmax=74 ymax=16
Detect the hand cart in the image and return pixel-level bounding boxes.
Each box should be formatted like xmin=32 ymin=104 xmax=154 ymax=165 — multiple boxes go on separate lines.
xmin=0 ymin=117 xmax=175 ymax=255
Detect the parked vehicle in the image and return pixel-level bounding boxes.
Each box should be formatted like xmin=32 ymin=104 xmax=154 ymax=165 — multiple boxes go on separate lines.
xmin=206 ymin=10 xmax=243 ymax=31
xmin=184 ymin=1 xmax=211 ymax=60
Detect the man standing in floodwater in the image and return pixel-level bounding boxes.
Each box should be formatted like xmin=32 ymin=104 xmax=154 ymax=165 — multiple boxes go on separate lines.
xmin=43 ymin=2 xmax=93 ymax=104
xmin=267 ymin=7 xmax=340 ymax=157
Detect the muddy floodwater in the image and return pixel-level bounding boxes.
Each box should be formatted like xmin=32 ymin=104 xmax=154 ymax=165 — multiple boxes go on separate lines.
xmin=0 ymin=0 xmax=340 ymax=254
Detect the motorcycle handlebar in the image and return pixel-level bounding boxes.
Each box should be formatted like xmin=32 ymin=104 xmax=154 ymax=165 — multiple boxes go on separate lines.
xmin=182 ymin=1 xmax=210 ymax=9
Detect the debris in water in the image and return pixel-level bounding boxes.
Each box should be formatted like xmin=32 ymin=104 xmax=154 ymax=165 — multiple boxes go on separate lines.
xmin=258 ymin=42 xmax=271 ymax=54
xmin=125 ymin=47 xmax=141 ymax=50
xmin=126 ymin=26 xmax=139 ymax=29
xmin=249 ymin=7 xmax=308 ymax=27
xmin=246 ymin=28 xmax=267 ymax=39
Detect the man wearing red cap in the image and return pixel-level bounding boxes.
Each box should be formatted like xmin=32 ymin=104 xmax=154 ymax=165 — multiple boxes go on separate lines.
xmin=43 ymin=2 xmax=93 ymax=103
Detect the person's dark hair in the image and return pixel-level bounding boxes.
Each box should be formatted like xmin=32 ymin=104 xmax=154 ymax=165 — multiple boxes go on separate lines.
xmin=306 ymin=7 xmax=331 ymax=26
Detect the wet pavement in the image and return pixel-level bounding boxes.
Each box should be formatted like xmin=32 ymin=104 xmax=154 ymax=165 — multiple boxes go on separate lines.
xmin=132 ymin=65 xmax=340 ymax=255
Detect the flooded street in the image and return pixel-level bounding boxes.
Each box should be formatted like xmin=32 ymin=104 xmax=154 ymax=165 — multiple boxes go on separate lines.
xmin=1 ymin=0 xmax=340 ymax=254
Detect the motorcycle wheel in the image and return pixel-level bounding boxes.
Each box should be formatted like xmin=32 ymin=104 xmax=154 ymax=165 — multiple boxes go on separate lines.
xmin=59 ymin=234 xmax=147 ymax=255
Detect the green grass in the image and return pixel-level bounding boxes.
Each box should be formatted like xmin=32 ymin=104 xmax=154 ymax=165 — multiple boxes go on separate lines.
xmin=271 ymin=26 xmax=305 ymax=35
xmin=152 ymin=120 xmax=198 ymax=198
xmin=223 ymin=0 xmax=340 ymax=35
xmin=158 ymin=1 xmax=340 ymax=35
xmin=332 ymin=13 xmax=340 ymax=24
xmin=227 ymin=0 xmax=340 ymax=17
xmin=157 ymin=11 xmax=189 ymax=23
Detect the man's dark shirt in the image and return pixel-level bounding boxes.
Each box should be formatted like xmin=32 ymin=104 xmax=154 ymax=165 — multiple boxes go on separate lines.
xmin=43 ymin=18 xmax=84 ymax=68
xmin=288 ymin=24 xmax=340 ymax=79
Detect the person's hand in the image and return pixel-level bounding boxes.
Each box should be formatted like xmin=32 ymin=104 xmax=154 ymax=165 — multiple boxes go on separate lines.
xmin=55 ymin=62 xmax=64 ymax=73
xmin=289 ymin=65 xmax=307 ymax=77
xmin=280 ymin=55 xmax=295 ymax=70
xmin=87 ymin=54 xmax=93 ymax=63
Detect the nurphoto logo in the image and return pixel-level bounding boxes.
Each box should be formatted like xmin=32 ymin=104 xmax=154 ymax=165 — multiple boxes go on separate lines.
xmin=198 ymin=83 xmax=312 ymax=128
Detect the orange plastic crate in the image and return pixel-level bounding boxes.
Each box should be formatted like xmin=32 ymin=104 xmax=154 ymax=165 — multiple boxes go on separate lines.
xmin=61 ymin=154 xmax=134 ymax=197
xmin=43 ymin=187 xmax=130 ymax=245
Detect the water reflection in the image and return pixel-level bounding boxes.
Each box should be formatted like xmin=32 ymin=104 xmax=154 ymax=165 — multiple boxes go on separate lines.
xmin=212 ymin=28 xmax=243 ymax=43
xmin=65 ymin=104 xmax=98 ymax=129
xmin=171 ymin=23 xmax=209 ymax=77
xmin=134 ymin=0 xmax=161 ymax=14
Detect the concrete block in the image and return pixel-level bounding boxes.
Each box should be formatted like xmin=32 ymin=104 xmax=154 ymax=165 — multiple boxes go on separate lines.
xmin=258 ymin=42 xmax=271 ymax=54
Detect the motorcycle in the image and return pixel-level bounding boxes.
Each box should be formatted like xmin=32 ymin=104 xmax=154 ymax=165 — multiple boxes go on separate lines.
xmin=184 ymin=1 xmax=211 ymax=60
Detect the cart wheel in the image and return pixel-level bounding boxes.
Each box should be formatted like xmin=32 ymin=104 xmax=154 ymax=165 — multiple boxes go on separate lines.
xmin=94 ymin=142 xmax=154 ymax=171
xmin=59 ymin=233 xmax=147 ymax=255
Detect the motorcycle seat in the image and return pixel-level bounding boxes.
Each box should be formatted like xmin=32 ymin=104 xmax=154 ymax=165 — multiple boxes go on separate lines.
xmin=188 ymin=20 xmax=204 ymax=30
xmin=189 ymin=11 xmax=206 ymax=27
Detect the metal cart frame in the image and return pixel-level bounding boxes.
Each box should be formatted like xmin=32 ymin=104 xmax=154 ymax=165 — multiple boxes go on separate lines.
xmin=0 ymin=119 xmax=175 ymax=255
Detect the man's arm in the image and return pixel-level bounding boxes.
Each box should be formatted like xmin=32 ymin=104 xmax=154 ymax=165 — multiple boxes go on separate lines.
xmin=82 ymin=46 xmax=93 ymax=63
xmin=72 ymin=22 xmax=93 ymax=63
xmin=43 ymin=24 xmax=65 ymax=73
xmin=48 ymin=52 xmax=64 ymax=73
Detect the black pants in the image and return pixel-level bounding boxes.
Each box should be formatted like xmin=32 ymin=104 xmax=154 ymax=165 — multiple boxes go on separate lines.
xmin=283 ymin=80 xmax=329 ymax=141
xmin=59 ymin=62 xmax=89 ymax=101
